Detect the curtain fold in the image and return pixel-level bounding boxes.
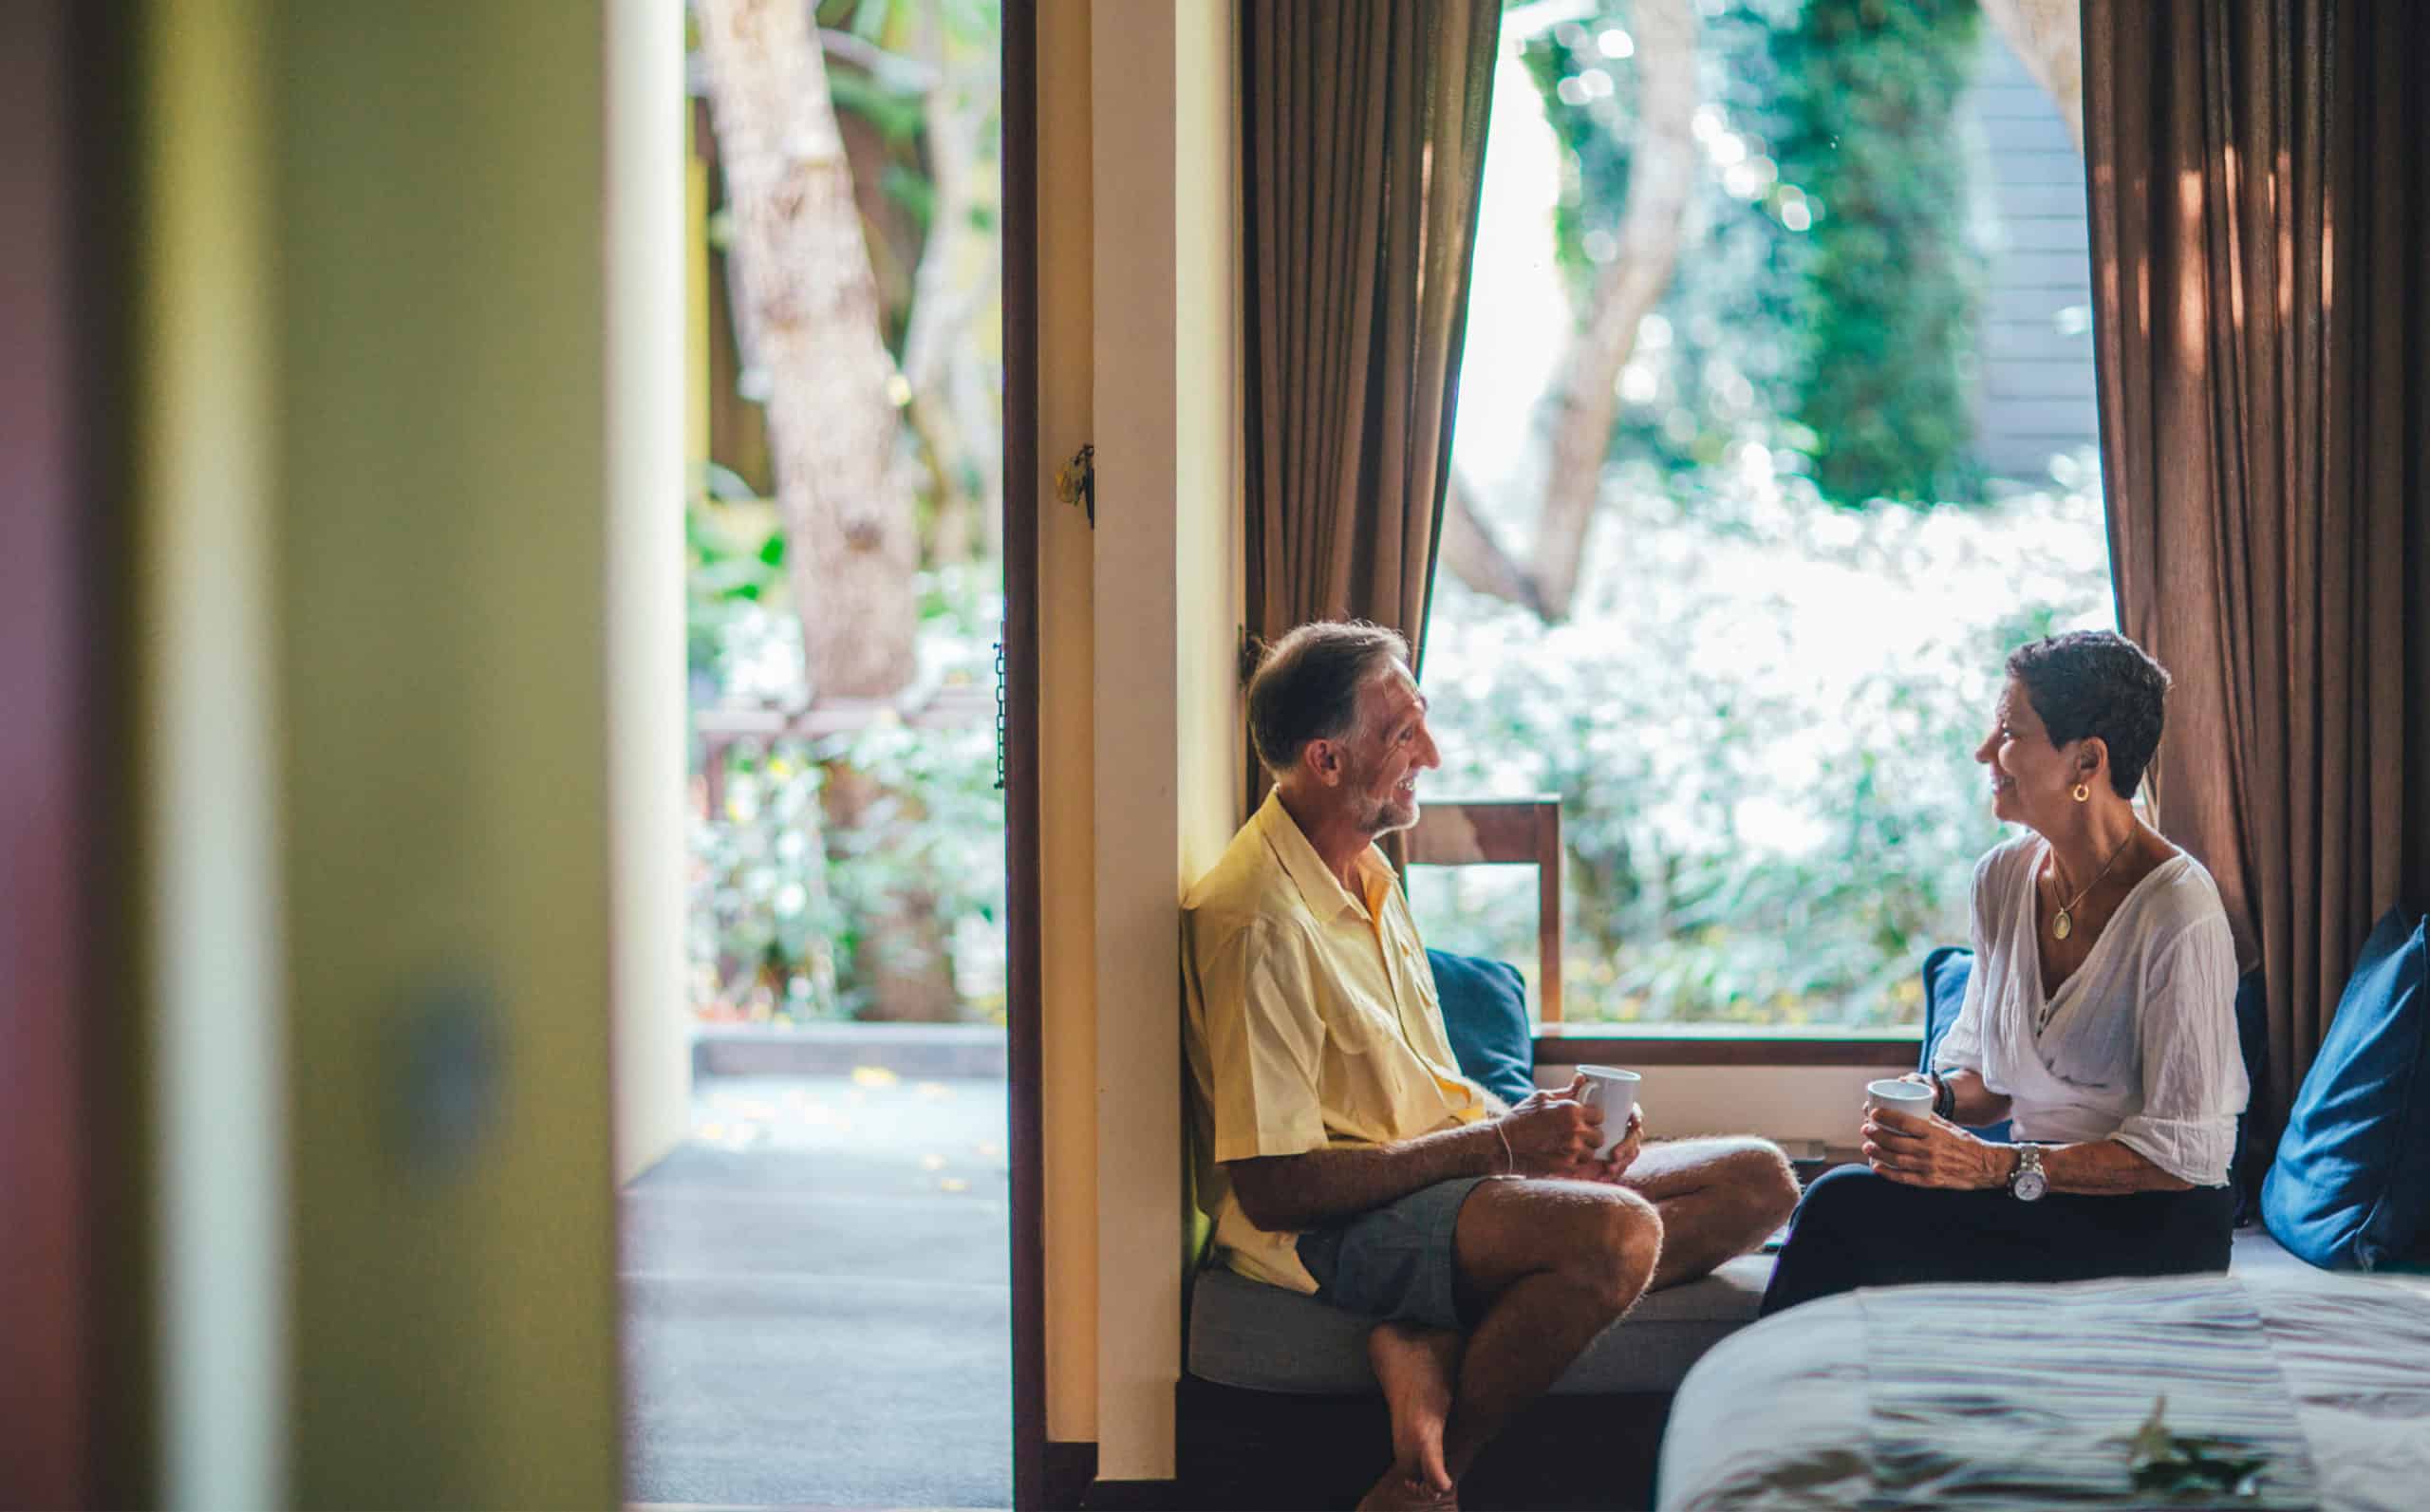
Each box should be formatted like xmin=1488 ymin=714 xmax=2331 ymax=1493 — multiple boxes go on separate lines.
xmin=2083 ymin=0 xmax=2430 ymax=1125
xmin=1239 ymin=0 xmax=1500 ymax=818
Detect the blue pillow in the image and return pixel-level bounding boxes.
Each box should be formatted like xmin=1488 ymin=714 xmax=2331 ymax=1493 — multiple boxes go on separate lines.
xmin=2262 ymin=905 xmax=2430 ymax=1271
xmin=1917 ymin=946 xmax=2011 ymax=1142
xmin=1426 ymin=949 xmax=1535 ymax=1107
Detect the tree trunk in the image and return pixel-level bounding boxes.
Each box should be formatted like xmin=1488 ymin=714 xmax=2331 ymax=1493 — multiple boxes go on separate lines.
xmin=699 ymin=0 xmax=955 ymax=1022
xmin=1977 ymin=0 xmax=2083 ymax=155
xmin=696 ymin=0 xmax=919 ymax=700
xmin=1437 ymin=473 xmax=1548 ymax=618
xmin=1444 ymin=0 xmax=1699 ymax=622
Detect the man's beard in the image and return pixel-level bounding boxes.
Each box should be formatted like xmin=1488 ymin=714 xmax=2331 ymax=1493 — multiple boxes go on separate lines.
xmin=1355 ymin=783 xmax=1418 ymax=837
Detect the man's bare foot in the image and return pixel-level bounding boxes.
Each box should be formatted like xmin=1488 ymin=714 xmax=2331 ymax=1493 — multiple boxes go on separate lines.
xmin=1367 ymin=1321 xmax=1462 ymax=1499
xmin=1355 ymin=1466 xmax=1459 ymax=1511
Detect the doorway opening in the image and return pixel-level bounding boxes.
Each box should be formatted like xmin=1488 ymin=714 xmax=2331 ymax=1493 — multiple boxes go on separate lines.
xmin=622 ymin=4 xmax=1016 ymax=1506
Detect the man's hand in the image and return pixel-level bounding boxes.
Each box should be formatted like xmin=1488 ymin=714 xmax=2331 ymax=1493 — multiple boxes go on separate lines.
xmin=1596 ymin=1105 xmax=1646 ymax=1182
xmin=1498 ymin=1074 xmax=1613 ymax=1180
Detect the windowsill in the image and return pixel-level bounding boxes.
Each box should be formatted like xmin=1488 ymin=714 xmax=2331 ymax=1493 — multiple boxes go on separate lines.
xmin=1531 ymin=1020 xmax=1920 ymax=1067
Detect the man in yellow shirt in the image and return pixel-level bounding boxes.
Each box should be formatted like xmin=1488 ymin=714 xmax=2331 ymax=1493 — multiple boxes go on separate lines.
xmin=1185 ymin=621 xmax=1800 ymax=1511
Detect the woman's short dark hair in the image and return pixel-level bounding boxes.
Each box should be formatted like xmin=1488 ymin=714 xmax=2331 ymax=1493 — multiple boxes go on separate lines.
xmin=1246 ymin=620 xmax=1410 ymax=778
xmin=2006 ymin=630 xmax=2172 ymax=797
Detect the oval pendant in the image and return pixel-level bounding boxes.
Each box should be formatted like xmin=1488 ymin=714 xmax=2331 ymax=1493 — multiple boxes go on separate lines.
xmin=2053 ymin=909 xmax=2073 ymax=941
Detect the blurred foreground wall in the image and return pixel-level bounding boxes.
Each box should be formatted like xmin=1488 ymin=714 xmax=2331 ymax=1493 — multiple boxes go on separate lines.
xmin=124 ymin=1 xmax=626 ymax=1503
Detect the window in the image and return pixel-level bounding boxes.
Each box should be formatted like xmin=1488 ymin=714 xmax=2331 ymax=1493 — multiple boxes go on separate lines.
xmin=1412 ymin=1 xmax=2107 ymax=1031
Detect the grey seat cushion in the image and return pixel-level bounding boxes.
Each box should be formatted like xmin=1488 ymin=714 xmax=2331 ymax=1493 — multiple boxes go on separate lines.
xmin=1187 ymin=1252 xmax=1777 ymax=1396
xmin=1193 ymin=1229 xmax=2308 ymax=1398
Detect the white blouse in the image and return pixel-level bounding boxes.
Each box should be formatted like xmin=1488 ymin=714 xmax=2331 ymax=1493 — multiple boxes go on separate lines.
xmin=1933 ymin=834 xmax=2247 ymax=1186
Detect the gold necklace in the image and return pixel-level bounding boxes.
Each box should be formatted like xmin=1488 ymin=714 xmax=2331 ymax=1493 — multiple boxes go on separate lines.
xmin=2049 ymin=828 xmax=2136 ymax=941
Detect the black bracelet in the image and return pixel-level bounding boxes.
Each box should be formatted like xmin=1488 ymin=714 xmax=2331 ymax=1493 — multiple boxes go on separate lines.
xmin=1931 ymin=1074 xmax=1958 ymax=1122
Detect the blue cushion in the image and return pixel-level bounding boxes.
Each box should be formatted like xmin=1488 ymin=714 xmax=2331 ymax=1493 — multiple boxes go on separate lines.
xmin=1917 ymin=946 xmax=2011 ymax=1142
xmin=2262 ymin=905 xmax=2430 ymax=1271
xmin=1426 ymin=948 xmax=1535 ymax=1107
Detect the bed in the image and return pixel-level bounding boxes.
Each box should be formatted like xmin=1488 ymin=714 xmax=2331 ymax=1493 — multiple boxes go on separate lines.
xmin=1656 ymin=1230 xmax=2430 ymax=1510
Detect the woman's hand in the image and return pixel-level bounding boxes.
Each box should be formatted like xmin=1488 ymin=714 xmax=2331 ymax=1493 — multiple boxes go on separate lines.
xmin=1863 ymin=1104 xmax=2010 ymax=1189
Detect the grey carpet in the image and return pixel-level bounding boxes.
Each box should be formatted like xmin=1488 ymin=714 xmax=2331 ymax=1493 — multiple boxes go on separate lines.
xmin=622 ymin=1076 xmax=1012 ymax=1508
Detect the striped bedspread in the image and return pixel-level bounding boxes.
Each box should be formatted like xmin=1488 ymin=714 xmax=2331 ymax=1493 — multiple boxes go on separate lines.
xmin=1657 ymin=1270 xmax=2430 ymax=1511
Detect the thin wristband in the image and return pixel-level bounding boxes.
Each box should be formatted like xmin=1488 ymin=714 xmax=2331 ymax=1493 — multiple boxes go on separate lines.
xmin=1492 ymin=1119 xmax=1514 ymax=1175
xmin=1931 ymin=1073 xmax=1957 ymax=1122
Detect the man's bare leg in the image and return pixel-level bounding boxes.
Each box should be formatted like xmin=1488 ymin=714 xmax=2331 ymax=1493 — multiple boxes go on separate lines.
xmin=1362 ymin=1322 xmax=1461 ymax=1507
xmin=1433 ymin=1179 xmax=1661 ymax=1485
xmin=1618 ymin=1136 xmax=1800 ymax=1291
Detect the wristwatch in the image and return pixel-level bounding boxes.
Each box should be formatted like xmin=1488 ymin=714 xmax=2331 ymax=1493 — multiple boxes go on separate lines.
xmin=2009 ymin=1144 xmax=2047 ymax=1202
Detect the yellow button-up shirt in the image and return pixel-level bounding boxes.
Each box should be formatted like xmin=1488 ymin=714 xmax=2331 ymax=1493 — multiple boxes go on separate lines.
xmin=1182 ymin=791 xmax=1488 ymax=1293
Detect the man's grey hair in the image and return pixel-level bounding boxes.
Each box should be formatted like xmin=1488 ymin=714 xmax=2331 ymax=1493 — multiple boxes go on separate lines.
xmin=1245 ymin=620 xmax=1410 ymax=779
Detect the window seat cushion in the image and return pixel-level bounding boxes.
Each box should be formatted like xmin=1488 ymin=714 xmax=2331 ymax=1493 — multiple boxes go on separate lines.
xmin=1187 ymin=1250 xmax=1776 ymax=1396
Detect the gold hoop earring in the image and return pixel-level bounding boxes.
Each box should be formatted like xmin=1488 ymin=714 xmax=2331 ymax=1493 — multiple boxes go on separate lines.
xmin=2072 ymin=783 xmax=2091 ymax=803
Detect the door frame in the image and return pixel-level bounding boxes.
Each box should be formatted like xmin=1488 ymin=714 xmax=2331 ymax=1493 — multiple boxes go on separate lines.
xmin=1000 ymin=3 xmax=1047 ymax=1506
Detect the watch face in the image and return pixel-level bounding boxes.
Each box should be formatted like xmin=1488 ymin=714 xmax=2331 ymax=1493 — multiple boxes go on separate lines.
xmin=2013 ymin=1167 xmax=2047 ymax=1202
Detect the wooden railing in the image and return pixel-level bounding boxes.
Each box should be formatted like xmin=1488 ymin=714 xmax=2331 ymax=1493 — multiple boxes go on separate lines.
xmin=692 ymin=685 xmax=994 ymax=816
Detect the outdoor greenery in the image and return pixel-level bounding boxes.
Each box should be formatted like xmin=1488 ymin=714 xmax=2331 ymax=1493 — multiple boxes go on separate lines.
xmin=1769 ymin=0 xmax=1987 ymax=504
xmin=687 ymin=567 xmax=1003 ymax=1024
xmin=1520 ymin=0 xmax=1987 ymax=499
xmin=688 ymin=0 xmax=1004 ymax=1025
xmin=1411 ymin=459 xmax=2111 ymax=1027
xmin=689 ymin=0 xmax=2100 ymax=1031
xmin=1412 ymin=2 xmax=2107 ymax=1026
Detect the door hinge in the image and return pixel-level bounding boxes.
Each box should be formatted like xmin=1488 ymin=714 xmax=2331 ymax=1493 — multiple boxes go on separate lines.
xmin=1054 ymin=443 xmax=1095 ymax=528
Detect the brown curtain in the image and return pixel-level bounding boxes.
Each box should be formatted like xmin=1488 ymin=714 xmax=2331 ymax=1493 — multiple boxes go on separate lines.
xmin=1239 ymin=0 xmax=1500 ymax=818
xmin=2084 ymin=0 xmax=2430 ymax=1127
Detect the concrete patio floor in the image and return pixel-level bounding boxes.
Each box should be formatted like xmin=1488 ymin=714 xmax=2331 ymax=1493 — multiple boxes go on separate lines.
xmin=622 ymin=1073 xmax=1012 ymax=1509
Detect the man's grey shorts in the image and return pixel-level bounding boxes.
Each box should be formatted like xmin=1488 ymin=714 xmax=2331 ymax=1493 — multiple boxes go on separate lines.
xmin=1295 ymin=1175 xmax=1492 ymax=1330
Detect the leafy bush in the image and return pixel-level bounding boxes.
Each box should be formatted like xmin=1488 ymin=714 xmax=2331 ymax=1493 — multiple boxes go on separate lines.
xmin=1410 ymin=454 xmax=2112 ymax=1027
xmin=689 ymin=741 xmax=846 ymax=1020
xmin=687 ymin=555 xmax=1004 ymax=1024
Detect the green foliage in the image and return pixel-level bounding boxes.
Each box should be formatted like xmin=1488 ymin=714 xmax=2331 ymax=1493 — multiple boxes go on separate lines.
xmin=686 ymin=491 xmax=786 ymax=689
xmin=690 ymin=743 xmax=848 ymax=1018
xmin=821 ymin=719 xmax=1007 ymax=1020
xmin=689 ymin=718 xmax=1004 ymax=1024
xmin=1520 ymin=0 xmax=1989 ymax=498
xmin=827 ymin=68 xmax=927 ymax=144
xmin=1411 ymin=460 xmax=2113 ymax=1026
xmin=690 ymin=1 xmax=1008 ymax=1025
xmin=686 ymin=560 xmax=1005 ymax=1024
xmin=1523 ymin=3 xmax=1804 ymax=474
xmin=1768 ymin=0 xmax=1986 ymax=504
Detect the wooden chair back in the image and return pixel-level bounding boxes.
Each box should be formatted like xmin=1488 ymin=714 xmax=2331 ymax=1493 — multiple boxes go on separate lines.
xmin=1400 ymin=797 xmax=1564 ymax=1023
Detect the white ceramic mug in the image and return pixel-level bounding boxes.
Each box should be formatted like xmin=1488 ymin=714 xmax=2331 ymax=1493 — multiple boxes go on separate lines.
xmin=1864 ymin=1077 xmax=1935 ymax=1119
xmin=1577 ymin=1066 xmax=1642 ymax=1159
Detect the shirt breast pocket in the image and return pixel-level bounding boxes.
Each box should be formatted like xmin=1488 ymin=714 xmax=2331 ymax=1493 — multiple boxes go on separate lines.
xmin=1326 ymin=991 xmax=1405 ymax=1060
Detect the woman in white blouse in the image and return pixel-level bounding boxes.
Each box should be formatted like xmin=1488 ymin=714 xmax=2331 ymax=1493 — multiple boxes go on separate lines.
xmin=1761 ymin=630 xmax=2247 ymax=1315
